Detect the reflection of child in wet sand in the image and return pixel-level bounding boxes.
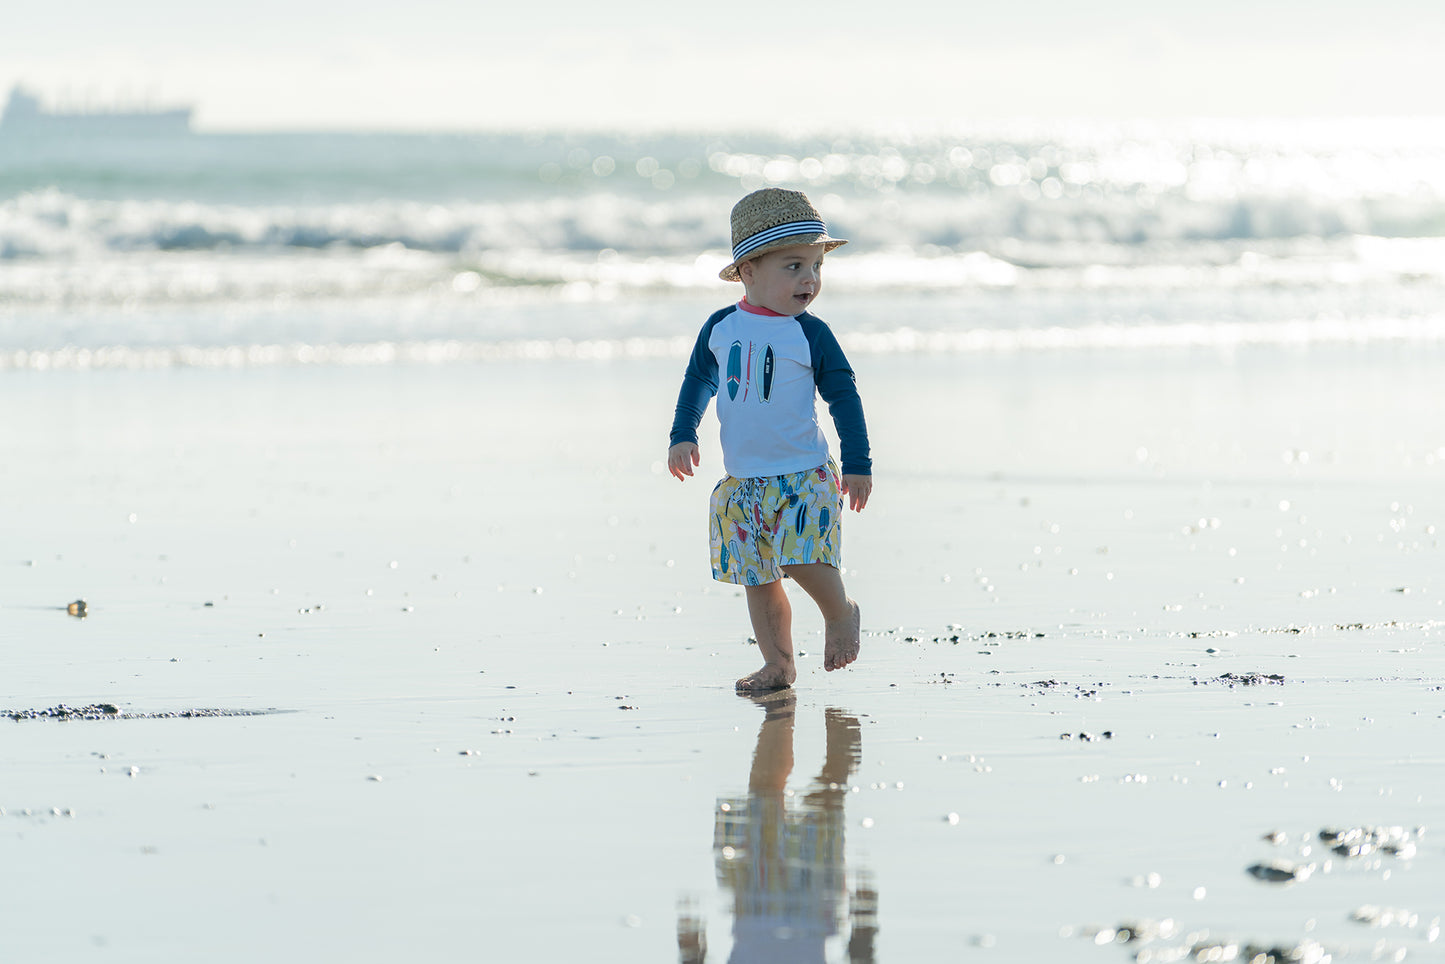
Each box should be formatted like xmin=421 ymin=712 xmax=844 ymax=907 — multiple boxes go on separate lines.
xmin=700 ymin=692 xmax=877 ymax=963
xmin=668 ymin=189 xmax=872 ymax=691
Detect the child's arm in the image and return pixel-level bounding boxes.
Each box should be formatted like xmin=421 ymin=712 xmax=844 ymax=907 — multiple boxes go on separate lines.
xmin=668 ymin=317 xmax=722 ymax=482
xmin=801 ymin=316 xmax=873 ymax=509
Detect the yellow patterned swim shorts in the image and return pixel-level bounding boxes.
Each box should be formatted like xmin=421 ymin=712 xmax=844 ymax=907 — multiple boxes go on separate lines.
xmin=709 ymin=458 xmax=843 ymax=586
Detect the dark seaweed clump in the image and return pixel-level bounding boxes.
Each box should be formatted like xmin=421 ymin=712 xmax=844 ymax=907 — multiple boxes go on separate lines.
xmin=5 ymin=703 xmax=276 ymax=721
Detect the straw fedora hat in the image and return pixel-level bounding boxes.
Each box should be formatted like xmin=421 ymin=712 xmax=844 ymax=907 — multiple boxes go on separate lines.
xmin=719 ymin=188 xmax=847 ymax=282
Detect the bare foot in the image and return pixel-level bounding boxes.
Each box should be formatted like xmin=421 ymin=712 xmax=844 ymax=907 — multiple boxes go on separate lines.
xmin=824 ymin=600 xmax=861 ymax=672
xmin=735 ymin=662 xmax=796 ymax=692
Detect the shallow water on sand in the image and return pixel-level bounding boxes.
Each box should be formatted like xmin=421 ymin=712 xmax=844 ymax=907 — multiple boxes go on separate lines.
xmin=3 ymin=348 xmax=1443 ymax=962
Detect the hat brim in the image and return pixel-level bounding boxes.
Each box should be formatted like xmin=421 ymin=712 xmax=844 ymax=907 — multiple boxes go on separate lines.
xmin=719 ymin=234 xmax=848 ymax=282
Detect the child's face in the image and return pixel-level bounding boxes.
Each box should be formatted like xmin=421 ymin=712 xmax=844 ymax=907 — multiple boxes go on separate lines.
xmin=738 ymin=243 xmax=826 ymax=316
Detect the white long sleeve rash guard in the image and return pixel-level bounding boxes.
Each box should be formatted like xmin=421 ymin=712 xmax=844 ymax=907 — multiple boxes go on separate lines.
xmin=669 ymin=301 xmax=872 ymax=480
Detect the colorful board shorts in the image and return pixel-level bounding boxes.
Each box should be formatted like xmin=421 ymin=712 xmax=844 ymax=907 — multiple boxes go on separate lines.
xmin=709 ymin=458 xmax=843 ymax=586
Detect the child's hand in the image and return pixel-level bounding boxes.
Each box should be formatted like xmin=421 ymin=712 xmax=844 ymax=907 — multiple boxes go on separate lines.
xmin=668 ymin=442 xmax=700 ymax=481
xmin=841 ymin=474 xmax=872 ymax=512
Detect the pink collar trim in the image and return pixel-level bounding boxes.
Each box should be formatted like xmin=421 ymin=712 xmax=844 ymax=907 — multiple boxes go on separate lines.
xmin=737 ymin=298 xmax=789 ymax=317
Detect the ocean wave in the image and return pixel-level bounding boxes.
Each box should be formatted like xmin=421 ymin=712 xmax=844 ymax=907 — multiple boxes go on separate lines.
xmin=0 ymin=189 xmax=721 ymax=260
xmin=4 ymin=182 xmax=1444 ymax=270
xmin=2 ymin=238 xmax=1442 ymax=311
xmin=6 ymin=315 xmax=1445 ymax=372
xmin=5 ymin=125 xmax=1440 ymax=365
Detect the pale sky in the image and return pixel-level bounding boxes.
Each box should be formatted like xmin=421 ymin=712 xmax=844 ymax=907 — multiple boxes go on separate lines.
xmin=5 ymin=0 xmax=1443 ymax=131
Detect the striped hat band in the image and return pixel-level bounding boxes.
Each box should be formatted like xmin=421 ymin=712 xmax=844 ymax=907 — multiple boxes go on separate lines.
xmin=731 ymin=220 xmax=828 ymax=262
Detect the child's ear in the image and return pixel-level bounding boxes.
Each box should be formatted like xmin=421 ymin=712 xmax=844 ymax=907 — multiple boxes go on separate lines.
xmin=738 ymin=259 xmax=755 ymax=284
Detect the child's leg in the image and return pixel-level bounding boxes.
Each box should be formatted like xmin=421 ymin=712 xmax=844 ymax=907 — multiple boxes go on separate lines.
xmin=738 ymin=580 xmax=797 ymax=691
xmin=780 ymin=563 xmax=860 ymax=672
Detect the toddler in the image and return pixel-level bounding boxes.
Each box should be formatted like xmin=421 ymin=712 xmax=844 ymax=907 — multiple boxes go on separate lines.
xmin=668 ymin=188 xmax=872 ymax=691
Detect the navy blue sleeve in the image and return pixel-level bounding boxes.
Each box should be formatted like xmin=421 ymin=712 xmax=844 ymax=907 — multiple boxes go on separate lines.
xmin=799 ymin=313 xmax=872 ymax=476
xmin=668 ymin=312 xmax=724 ymax=447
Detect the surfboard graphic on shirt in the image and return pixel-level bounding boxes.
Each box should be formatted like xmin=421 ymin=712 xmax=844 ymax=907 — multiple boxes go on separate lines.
xmin=726 ymin=341 xmax=742 ymax=401
xmin=756 ymin=344 xmax=774 ymax=402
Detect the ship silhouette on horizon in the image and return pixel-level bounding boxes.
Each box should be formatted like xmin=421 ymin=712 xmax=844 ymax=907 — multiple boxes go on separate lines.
xmin=1 ymin=86 xmax=192 ymax=138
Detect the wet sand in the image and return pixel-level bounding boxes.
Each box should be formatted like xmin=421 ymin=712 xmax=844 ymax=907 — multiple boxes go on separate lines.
xmin=2 ymin=345 xmax=1443 ymax=962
